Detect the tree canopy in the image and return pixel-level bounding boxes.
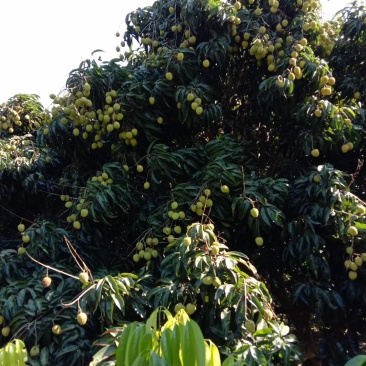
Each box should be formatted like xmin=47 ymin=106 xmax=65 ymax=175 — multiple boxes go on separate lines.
xmin=1 ymin=0 xmax=366 ymax=365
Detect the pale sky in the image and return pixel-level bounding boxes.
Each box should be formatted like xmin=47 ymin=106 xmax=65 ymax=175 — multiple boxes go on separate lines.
xmin=0 ymin=0 xmax=352 ymax=108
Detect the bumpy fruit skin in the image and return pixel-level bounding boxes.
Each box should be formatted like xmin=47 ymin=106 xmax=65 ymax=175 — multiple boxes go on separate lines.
xmin=52 ymin=324 xmax=62 ymax=335
xmin=77 ymin=312 xmax=88 ymax=326
xmin=202 ymin=276 xmax=213 ymax=285
xmin=30 ymin=345 xmax=40 ymax=357
xmin=79 ymin=272 xmax=89 ymax=284
xmin=42 ymin=276 xmax=52 ymax=288
xmin=185 ymin=303 xmax=196 ymax=315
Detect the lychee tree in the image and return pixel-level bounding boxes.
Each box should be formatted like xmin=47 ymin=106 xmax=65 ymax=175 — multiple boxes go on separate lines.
xmin=1 ymin=0 xmax=366 ymax=365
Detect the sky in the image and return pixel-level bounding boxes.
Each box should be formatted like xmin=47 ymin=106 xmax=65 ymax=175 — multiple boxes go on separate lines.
xmin=0 ymin=0 xmax=353 ymax=108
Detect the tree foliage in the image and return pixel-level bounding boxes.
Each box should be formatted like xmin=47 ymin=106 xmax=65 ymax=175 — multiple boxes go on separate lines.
xmin=1 ymin=0 xmax=366 ymax=365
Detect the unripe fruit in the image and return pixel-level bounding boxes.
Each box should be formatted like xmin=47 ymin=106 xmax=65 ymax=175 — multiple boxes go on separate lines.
xmin=144 ymin=182 xmax=150 ymax=190
xmin=183 ymin=237 xmax=191 ymax=246
xmin=42 ymin=276 xmax=52 ymax=288
xmin=133 ymin=253 xmax=140 ymax=262
xmin=187 ymin=93 xmax=195 ymax=101
xmin=1 ymin=326 xmax=10 ymax=337
xmin=311 ymin=149 xmax=319 ymax=157
xmin=0 ymin=316 xmax=4 ymax=325
xmin=221 ymin=185 xmax=230 ymax=193
xmin=202 ymin=276 xmax=213 ymax=285
xmin=18 ymin=247 xmax=26 ymax=255
xmin=174 ymin=226 xmax=182 ymax=234
xmin=341 ymin=144 xmax=349 ymax=153
xmin=52 ymin=324 xmax=62 ymax=335
xmin=144 ymin=252 xmax=151 ymax=260
xmin=149 ymin=97 xmax=155 ymax=105
xmin=30 ymin=345 xmax=40 ymax=357
xmin=174 ymin=303 xmax=185 ymax=313
xmin=177 ymin=53 xmax=184 ymax=61
xmin=211 ymin=245 xmax=220 ymax=255
xmin=73 ymin=221 xmax=81 ymax=230
xmin=79 ymin=272 xmax=89 ymax=284
xmin=171 ymin=201 xmax=179 ymax=210
xmin=81 ymin=209 xmax=88 ymax=218
xmin=185 ymin=303 xmax=196 ymax=315
xmin=213 ymin=276 xmax=221 ymax=287
xmin=313 ymin=175 xmax=321 ymax=183
xmin=355 ymin=256 xmax=363 ymax=267
xmin=152 ymin=250 xmax=158 ymax=258
xmin=347 ymin=226 xmax=358 ymax=237
xmin=255 ymin=237 xmax=264 ymax=246
xmin=350 ymin=262 xmax=358 ymax=271
xmin=22 ymin=234 xmax=30 ymax=243
xmin=18 ymin=224 xmax=25 ymax=232
xmin=263 ymin=309 xmax=273 ymax=321
xmin=349 ymin=271 xmax=357 ymax=280
xmin=77 ymin=312 xmax=88 ymax=325
xmin=346 ymin=246 xmax=353 ymax=255
xmin=202 ymin=59 xmax=210 ymax=68
xmin=245 ymin=319 xmax=256 ymax=333
xmin=196 ymin=106 xmax=203 ymax=115
xmin=166 ymin=72 xmax=173 ymax=80
xmin=250 ymin=208 xmax=259 ymax=218
xmin=137 ymin=165 xmax=144 ymax=173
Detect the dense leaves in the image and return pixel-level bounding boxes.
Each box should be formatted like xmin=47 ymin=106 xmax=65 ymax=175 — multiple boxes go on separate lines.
xmin=1 ymin=0 xmax=366 ymax=365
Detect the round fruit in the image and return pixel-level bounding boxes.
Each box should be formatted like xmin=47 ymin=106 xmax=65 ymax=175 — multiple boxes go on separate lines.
xmin=174 ymin=303 xmax=185 ymax=313
xmin=52 ymin=324 xmax=62 ymax=335
xmin=133 ymin=253 xmax=140 ymax=262
xmin=0 ymin=316 xmax=4 ymax=325
xmin=211 ymin=245 xmax=220 ymax=256
xmin=149 ymin=97 xmax=155 ymax=105
xmin=77 ymin=312 xmax=88 ymax=325
xmin=349 ymin=271 xmax=357 ymax=280
xmin=144 ymin=252 xmax=152 ymax=260
xmin=202 ymin=59 xmax=210 ymax=68
xmin=250 ymin=208 xmax=259 ymax=218
xmin=255 ymin=237 xmax=264 ymax=246
xmin=30 ymin=345 xmax=40 ymax=357
xmin=183 ymin=237 xmax=192 ymax=247
xmin=18 ymin=223 xmax=25 ymax=232
xmin=151 ymin=250 xmax=158 ymax=258
xmin=346 ymin=246 xmax=353 ymax=255
xmin=80 ymin=209 xmax=88 ymax=218
xmin=196 ymin=106 xmax=203 ymax=115
xmin=1 ymin=326 xmax=10 ymax=337
xmin=213 ymin=276 xmax=222 ymax=287
xmin=171 ymin=201 xmax=179 ymax=210
xmin=42 ymin=276 xmax=52 ymax=288
xmin=355 ymin=256 xmax=363 ymax=267
xmin=350 ymin=262 xmax=358 ymax=271
xmin=221 ymin=185 xmax=230 ymax=193
xmin=341 ymin=144 xmax=349 ymax=153
xmin=263 ymin=309 xmax=273 ymax=321
xmin=313 ymin=175 xmax=321 ymax=183
xmin=174 ymin=226 xmax=182 ymax=234
xmin=143 ymin=182 xmax=150 ymax=190
xmin=347 ymin=226 xmax=358 ymax=237
xmin=202 ymin=276 xmax=213 ymax=285
xmin=177 ymin=52 xmax=184 ymax=61
xmin=166 ymin=72 xmax=173 ymax=81
xmin=311 ymin=149 xmax=319 ymax=157
xmin=22 ymin=235 xmax=30 ymax=243
xmin=18 ymin=247 xmax=26 ymax=255
xmin=187 ymin=93 xmax=195 ymax=101
xmin=169 ymin=6 xmax=174 ymax=13
xmin=245 ymin=319 xmax=256 ymax=333
xmin=79 ymin=272 xmax=89 ymax=284
xmin=185 ymin=303 xmax=196 ymax=315
xmin=137 ymin=165 xmax=144 ymax=173
xmin=73 ymin=221 xmax=81 ymax=230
